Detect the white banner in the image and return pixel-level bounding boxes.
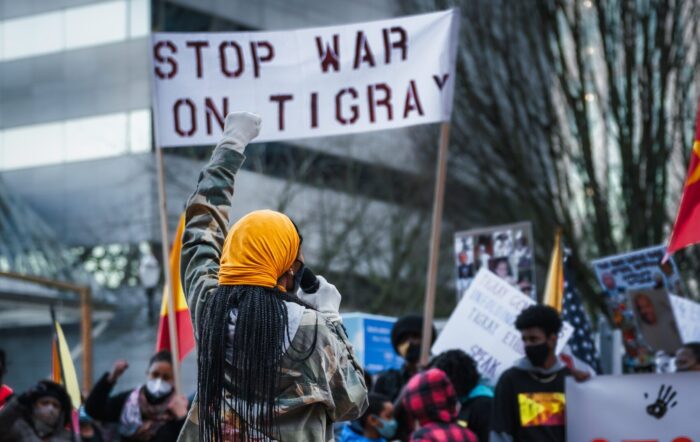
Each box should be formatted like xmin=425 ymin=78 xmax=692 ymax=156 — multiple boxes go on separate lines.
xmin=432 ymin=268 xmax=573 ymax=383
xmin=567 ymin=373 xmax=700 ymax=441
xmin=670 ymin=294 xmax=700 ymax=343
xmin=151 ymin=10 xmax=459 ymax=147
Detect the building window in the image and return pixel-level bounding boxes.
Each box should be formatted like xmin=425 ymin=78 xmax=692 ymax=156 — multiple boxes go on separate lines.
xmin=0 ymin=0 xmax=149 ymax=62
xmin=0 ymin=109 xmax=152 ymax=170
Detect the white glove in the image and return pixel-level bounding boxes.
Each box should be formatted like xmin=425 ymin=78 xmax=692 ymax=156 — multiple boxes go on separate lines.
xmin=297 ymin=275 xmax=342 ymax=322
xmin=216 ymin=111 xmax=261 ymax=154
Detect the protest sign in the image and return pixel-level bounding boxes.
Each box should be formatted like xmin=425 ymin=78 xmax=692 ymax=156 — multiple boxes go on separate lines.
xmin=151 ymin=10 xmax=459 ymax=147
xmin=591 ymin=245 xmax=684 ymax=296
xmin=591 ymin=245 xmax=686 ymax=367
xmin=432 ymin=268 xmax=572 ymax=383
xmin=628 ymin=289 xmax=683 ymax=354
xmin=454 ymin=221 xmax=535 ymax=300
xmin=342 ymin=313 xmax=403 ymax=374
xmin=670 ymin=294 xmax=700 ymax=343
xmin=566 ymin=372 xmax=700 ymax=442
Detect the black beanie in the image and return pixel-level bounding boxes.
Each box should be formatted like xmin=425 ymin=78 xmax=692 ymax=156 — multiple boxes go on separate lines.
xmin=391 ymin=314 xmax=436 ymax=353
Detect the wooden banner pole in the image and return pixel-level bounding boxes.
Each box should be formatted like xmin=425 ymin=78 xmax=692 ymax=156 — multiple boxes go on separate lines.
xmin=155 ymin=145 xmax=182 ymax=394
xmin=419 ymin=122 xmax=451 ymax=366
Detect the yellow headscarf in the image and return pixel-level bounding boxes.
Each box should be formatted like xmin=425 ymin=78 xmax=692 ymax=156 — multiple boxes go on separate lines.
xmin=218 ymin=210 xmax=300 ymax=292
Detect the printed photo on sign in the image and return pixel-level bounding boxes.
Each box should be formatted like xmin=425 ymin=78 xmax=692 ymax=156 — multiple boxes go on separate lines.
xmin=590 ymin=245 xmax=686 ymax=368
xmin=627 ymin=289 xmax=683 ymax=355
xmin=454 ymin=221 xmax=535 ymax=300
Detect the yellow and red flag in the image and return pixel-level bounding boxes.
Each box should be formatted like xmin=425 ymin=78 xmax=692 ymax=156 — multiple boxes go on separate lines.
xmin=667 ymin=101 xmax=700 ymax=258
xmin=543 ymin=229 xmax=564 ymax=312
xmin=51 ymin=315 xmax=81 ymax=410
xmin=156 ymin=213 xmax=195 ymax=362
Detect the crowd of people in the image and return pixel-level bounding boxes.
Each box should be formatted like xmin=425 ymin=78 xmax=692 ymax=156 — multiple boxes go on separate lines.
xmin=4 ymin=309 xmax=699 ymax=441
xmin=2 ymin=113 xmax=700 ymax=441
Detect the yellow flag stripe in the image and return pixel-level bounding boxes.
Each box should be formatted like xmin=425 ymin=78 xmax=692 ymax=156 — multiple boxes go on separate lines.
xmin=160 ymin=214 xmax=189 ymax=316
xmin=543 ymin=230 xmax=564 ymax=312
xmin=54 ymin=321 xmax=82 ymax=409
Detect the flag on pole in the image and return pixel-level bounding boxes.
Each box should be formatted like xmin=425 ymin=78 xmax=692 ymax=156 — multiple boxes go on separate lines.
xmin=561 ymin=266 xmax=602 ymax=373
xmin=51 ymin=312 xmax=81 ymax=410
xmin=543 ymin=229 xmax=564 ymax=311
xmin=156 ymin=213 xmax=195 ymax=362
xmin=666 ymin=100 xmax=700 ymax=258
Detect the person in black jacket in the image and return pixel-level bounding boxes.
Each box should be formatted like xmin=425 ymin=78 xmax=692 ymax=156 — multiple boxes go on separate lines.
xmin=489 ymin=305 xmax=589 ymax=442
xmin=431 ymin=350 xmax=492 ymax=442
xmin=373 ymin=314 xmax=435 ymax=402
xmin=85 ymin=350 xmax=188 ymax=442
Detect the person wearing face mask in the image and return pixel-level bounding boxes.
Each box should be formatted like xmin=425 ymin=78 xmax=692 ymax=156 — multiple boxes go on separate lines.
xmin=402 ymin=369 xmax=478 ymax=442
xmin=675 ymin=342 xmax=700 ymax=372
xmin=490 ymin=305 xmax=589 ymax=442
xmin=84 ymin=351 xmax=188 ymax=441
xmin=0 ymin=380 xmax=73 ymax=442
xmin=374 ymin=314 xmax=436 ymax=403
xmin=176 ymin=112 xmax=367 ymax=441
xmin=339 ymin=393 xmax=397 ymax=442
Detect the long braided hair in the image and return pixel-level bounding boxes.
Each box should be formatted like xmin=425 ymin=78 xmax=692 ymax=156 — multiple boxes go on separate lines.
xmin=197 ymin=282 xmax=317 ymax=441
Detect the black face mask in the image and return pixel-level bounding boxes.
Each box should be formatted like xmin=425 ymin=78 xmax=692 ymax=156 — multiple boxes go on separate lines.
xmin=404 ymin=342 xmax=421 ymax=364
xmin=525 ymin=342 xmax=550 ymax=368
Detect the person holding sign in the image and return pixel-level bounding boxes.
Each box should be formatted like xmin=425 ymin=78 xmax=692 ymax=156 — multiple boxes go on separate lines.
xmin=490 ymin=305 xmax=588 ymax=442
xmin=178 ymin=112 xmax=368 ymax=441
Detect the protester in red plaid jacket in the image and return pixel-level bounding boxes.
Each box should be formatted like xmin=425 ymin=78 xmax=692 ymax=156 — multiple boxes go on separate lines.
xmin=401 ymin=368 xmax=478 ymax=442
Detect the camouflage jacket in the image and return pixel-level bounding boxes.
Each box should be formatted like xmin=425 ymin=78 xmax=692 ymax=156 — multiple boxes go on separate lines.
xmin=177 ymin=148 xmax=368 ymax=441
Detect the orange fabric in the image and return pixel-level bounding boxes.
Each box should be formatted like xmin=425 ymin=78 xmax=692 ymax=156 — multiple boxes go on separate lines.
xmin=218 ymin=210 xmax=300 ymax=292
xmin=157 ymin=213 xmax=195 ymax=362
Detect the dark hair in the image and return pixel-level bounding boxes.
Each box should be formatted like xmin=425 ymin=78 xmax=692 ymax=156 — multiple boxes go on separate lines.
xmin=682 ymin=342 xmax=700 ymax=361
xmin=515 ymin=305 xmax=562 ymax=336
xmin=149 ymin=350 xmax=173 ymax=368
xmin=391 ymin=314 xmax=435 ymax=353
xmin=0 ymin=348 xmax=5 ymax=375
xmin=360 ymin=393 xmax=391 ymax=427
xmin=197 ymin=284 xmax=316 ymax=442
xmin=430 ymin=350 xmax=480 ymax=397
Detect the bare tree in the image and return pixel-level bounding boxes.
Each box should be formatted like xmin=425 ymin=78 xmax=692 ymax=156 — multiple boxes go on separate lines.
xmin=404 ymin=0 xmax=700 ymax=313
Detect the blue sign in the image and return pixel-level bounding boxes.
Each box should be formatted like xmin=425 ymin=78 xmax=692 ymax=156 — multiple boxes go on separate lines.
xmin=364 ymin=317 xmax=404 ymax=374
xmin=342 ymin=313 xmax=405 ymax=374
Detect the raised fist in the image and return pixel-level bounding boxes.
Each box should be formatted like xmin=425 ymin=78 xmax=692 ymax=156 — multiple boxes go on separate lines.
xmin=217 ymin=111 xmax=262 ymax=153
xmin=108 ymin=359 xmax=129 ymax=383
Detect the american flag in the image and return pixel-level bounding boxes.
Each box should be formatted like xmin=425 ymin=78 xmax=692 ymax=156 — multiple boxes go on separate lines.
xmin=562 ymin=271 xmax=602 ymax=373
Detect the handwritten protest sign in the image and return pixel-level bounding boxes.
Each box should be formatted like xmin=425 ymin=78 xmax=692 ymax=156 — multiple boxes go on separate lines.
xmin=567 ymin=372 xmax=700 ymax=441
xmin=591 ymin=245 xmax=684 ymax=295
xmin=432 ymin=268 xmax=572 ymax=383
xmin=151 ymin=10 xmax=459 ymax=146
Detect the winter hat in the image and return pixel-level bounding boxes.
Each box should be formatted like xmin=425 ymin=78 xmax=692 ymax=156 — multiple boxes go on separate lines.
xmin=391 ymin=314 xmax=436 ymax=353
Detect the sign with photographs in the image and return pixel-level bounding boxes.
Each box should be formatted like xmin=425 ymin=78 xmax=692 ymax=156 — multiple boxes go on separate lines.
xmin=591 ymin=246 xmax=686 ymax=366
xmin=433 ymin=268 xmax=572 ymax=383
xmin=627 ymin=289 xmax=683 ymax=354
xmin=454 ymin=221 xmax=535 ymax=299
xmin=591 ymin=245 xmax=685 ymax=297
xmin=566 ymin=373 xmax=700 ymax=441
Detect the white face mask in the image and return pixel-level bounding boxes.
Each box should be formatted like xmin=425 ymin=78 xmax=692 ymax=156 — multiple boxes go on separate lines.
xmin=145 ymin=378 xmax=173 ymax=399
